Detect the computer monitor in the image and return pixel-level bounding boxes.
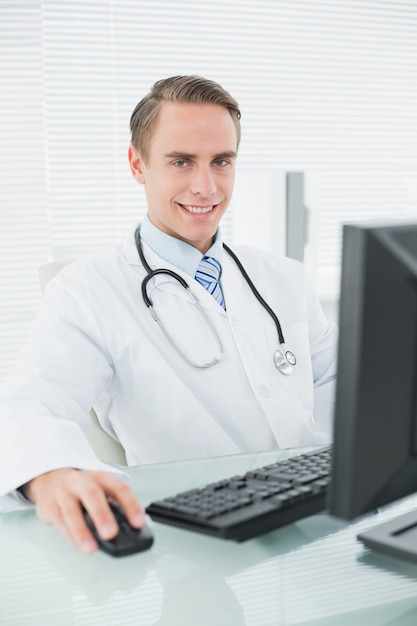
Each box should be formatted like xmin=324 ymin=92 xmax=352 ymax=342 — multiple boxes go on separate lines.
xmin=328 ymin=221 xmax=417 ymax=563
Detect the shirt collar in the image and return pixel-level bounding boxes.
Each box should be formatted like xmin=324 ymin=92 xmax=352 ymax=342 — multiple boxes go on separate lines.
xmin=139 ymin=215 xmax=224 ymax=277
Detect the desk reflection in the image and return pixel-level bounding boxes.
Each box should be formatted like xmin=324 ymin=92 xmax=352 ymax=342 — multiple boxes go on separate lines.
xmin=0 ymin=505 xmax=343 ymax=625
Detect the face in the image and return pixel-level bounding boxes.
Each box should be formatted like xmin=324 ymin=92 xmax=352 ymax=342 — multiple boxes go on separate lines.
xmin=128 ymin=101 xmax=238 ymax=254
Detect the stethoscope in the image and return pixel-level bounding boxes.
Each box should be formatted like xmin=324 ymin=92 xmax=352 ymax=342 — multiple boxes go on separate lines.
xmin=135 ymin=227 xmax=297 ymax=375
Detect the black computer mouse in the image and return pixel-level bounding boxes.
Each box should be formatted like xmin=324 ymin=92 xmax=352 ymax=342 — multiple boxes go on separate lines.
xmin=83 ymin=501 xmax=154 ymax=557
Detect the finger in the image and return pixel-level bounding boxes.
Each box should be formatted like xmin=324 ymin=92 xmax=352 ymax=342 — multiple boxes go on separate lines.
xmin=50 ymin=472 xmax=118 ymax=549
xmin=56 ymin=493 xmax=101 ymax=554
xmin=66 ymin=474 xmax=120 ymax=541
xmin=90 ymin=471 xmax=146 ymax=528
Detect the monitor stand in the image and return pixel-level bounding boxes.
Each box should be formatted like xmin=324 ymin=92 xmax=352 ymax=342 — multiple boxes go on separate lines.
xmin=358 ymin=508 xmax=417 ymax=564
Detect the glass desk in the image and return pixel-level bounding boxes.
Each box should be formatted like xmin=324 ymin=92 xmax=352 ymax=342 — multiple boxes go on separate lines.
xmin=2 ymin=448 xmax=417 ymax=625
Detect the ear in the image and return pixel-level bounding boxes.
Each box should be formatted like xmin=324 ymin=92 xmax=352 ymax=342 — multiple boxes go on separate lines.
xmin=128 ymin=145 xmax=146 ymax=184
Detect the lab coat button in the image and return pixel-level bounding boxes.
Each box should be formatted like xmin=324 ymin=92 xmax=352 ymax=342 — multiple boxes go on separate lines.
xmin=259 ymin=385 xmax=271 ymax=398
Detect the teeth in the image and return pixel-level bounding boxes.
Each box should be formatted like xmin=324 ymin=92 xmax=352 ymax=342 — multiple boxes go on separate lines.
xmin=182 ymin=205 xmax=214 ymax=214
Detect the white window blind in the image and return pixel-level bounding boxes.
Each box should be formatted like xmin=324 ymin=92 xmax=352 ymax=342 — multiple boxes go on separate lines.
xmin=0 ymin=3 xmax=49 ymax=382
xmin=1 ymin=0 xmax=417 ymax=382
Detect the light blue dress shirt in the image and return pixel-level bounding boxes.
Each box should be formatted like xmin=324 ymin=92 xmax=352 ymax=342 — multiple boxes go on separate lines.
xmin=139 ymin=215 xmax=224 ymax=278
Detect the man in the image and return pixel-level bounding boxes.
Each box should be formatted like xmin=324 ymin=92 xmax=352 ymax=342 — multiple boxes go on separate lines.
xmin=0 ymin=76 xmax=337 ymax=554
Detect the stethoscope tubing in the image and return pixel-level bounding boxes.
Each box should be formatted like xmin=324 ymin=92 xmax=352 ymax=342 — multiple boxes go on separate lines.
xmin=135 ymin=227 xmax=296 ymax=374
xmin=222 ymin=242 xmax=285 ymax=346
xmin=136 ymin=228 xmax=223 ymax=368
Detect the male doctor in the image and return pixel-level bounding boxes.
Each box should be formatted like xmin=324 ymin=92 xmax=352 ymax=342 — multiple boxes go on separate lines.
xmin=0 ymin=75 xmax=338 ymax=554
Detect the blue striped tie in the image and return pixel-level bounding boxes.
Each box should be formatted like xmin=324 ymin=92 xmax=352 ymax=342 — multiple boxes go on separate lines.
xmin=195 ymin=256 xmax=225 ymax=308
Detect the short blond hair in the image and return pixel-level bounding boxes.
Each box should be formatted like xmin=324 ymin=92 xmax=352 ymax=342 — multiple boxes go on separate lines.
xmin=130 ymin=75 xmax=241 ymax=163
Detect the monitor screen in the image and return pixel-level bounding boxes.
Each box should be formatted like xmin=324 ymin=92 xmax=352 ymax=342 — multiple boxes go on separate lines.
xmin=328 ymin=221 xmax=417 ymax=561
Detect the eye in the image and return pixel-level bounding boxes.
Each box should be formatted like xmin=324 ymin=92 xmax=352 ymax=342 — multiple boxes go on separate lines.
xmin=213 ymin=159 xmax=229 ymax=167
xmin=173 ymin=160 xmax=188 ymax=167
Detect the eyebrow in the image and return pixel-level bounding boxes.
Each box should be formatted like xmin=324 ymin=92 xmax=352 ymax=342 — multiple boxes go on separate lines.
xmin=164 ymin=150 xmax=237 ymax=160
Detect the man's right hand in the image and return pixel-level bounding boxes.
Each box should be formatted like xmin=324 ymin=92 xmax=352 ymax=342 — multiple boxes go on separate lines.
xmin=21 ymin=468 xmax=146 ymax=554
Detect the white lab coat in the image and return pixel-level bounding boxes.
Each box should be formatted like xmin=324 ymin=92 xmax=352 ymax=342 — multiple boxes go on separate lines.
xmin=0 ymin=229 xmax=338 ymax=511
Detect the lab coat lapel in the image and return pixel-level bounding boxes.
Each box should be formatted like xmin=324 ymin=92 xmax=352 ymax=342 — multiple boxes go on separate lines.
xmin=128 ymin=239 xmax=227 ymax=314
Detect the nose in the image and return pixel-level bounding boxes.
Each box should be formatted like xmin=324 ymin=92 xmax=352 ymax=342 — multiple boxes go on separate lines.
xmin=189 ymin=166 xmax=217 ymax=197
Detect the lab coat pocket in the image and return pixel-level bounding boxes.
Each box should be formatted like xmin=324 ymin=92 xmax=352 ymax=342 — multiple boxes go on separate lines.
xmin=264 ymin=322 xmax=314 ymax=408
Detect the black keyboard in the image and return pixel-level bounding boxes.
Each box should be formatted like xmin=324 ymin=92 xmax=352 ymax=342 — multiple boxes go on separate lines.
xmin=146 ymin=446 xmax=332 ymax=542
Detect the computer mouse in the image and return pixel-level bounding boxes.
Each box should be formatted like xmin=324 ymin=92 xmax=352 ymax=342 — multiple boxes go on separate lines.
xmin=83 ymin=501 xmax=154 ymax=557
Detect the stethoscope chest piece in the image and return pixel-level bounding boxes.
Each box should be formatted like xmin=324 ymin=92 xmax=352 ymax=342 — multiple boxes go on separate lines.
xmin=273 ymin=347 xmax=297 ymax=376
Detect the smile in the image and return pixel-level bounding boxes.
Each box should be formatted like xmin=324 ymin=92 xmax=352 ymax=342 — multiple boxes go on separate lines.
xmin=179 ymin=204 xmax=217 ymax=214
